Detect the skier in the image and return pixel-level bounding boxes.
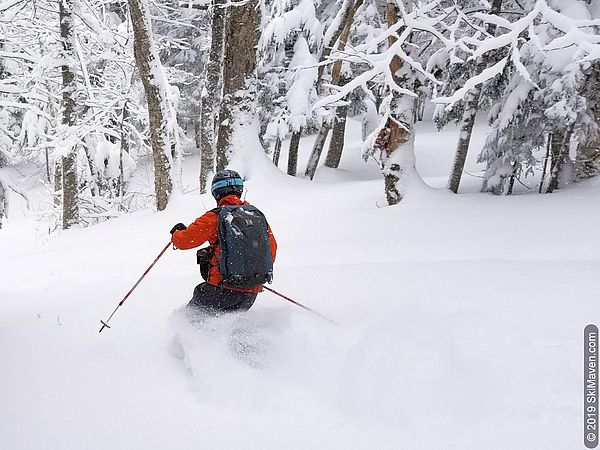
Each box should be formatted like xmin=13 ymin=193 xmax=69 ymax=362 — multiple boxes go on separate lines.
xmin=170 ymin=170 xmax=277 ymax=315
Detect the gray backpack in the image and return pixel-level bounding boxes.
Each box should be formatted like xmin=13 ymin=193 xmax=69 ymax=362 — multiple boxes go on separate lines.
xmin=215 ymin=205 xmax=273 ymax=289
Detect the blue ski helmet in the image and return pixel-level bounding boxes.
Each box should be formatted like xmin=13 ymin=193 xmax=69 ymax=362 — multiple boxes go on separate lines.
xmin=211 ymin=170 xmax=244 ymax=200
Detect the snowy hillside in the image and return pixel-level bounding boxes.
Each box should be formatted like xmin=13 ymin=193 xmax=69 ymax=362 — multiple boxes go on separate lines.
xmin=1 ymin=120 xmax=599 ymax=449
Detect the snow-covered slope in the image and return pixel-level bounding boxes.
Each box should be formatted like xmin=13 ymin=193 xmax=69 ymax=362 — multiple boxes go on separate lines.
xmin=1 ymin=120 xmax=599 ymax=449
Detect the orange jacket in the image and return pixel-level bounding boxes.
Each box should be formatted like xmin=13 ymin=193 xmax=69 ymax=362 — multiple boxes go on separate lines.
xmin=172 ymin=195 xmax=277 ymax=293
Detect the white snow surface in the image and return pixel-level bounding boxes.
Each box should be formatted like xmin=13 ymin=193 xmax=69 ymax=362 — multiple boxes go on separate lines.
xmin=1 ymin=119 xmax=599 ymax=449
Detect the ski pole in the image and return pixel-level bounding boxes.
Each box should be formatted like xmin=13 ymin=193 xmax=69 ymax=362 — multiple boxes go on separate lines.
xmin=263 ymin=286 xmax=340 ymax=326
xmin=99 ymin=241 xmax=171 ymax=333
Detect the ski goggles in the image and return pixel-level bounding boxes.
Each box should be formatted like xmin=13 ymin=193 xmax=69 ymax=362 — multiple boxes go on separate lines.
xmin=211 ymin=178 xmax=243 ymax=193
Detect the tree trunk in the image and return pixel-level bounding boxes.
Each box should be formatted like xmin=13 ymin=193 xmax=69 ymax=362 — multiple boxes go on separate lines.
xmin=128 ymin=0 xmax=172 ymax=211
xmin=199 ymin=0 xmax=226 ymax=192
xmin=118 ymin=102 xmax=130 ymax=199
xmin=215 ymin=0 xmax=260 ymax=169
xmin=215 ymin=96 xmax=231 ymax=172
xmin=374 ymin=1 xmax=416 ymax=205
xmin=451 ymin=0 xmax=503 ymax=194
xmin=305 ymin=126 xmax=328 ymax=178
xmin=287 ymin=129 xmax=301 ymax=176
xmin=546 ymin=129 xmax=573 ymax=193
xmin=506 ymin=163 xmax=517 ymax=195
xmin=45 ymin=149 xmax=51 ymax=183
xmin=305 ymin=0 xmax=363 ymax=179
xmin=325 ymin=102 xmax=348 ymax=168
xmin=576 ymin=61 xmax=600 ymax=180
xmin=54 ymin=162 xmax=62 ymax=208
xmin=0 ymin=44 xmax=7 ymax=168
xmin=448 ymin=86 xmax=479 ymax=193
xmin=272 ymin=137 xmax=282 ymax=167
xmin=0 ymin=176 xmax=7 ymax=228
xmin=59 ymin=0 xmax=79 ymax=229
xmin=539 ymin=132 xmax=552 ymax=193
xmin=317 ymin=0 xmax=361 ymax=91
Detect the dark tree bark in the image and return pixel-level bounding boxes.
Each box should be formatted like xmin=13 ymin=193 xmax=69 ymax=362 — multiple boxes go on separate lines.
xmin=325 ymin=100 xmax=349 ymax=168
xmin=59 ymin=0 xmax=79 ymax=229
xmin=547 ymin=129 xmax=573 ymax=193
xmin=128 ymin=0 xmax=172 ymax=211
xmin=272 ymin=138 xmax=282 ymax=167
xmin=199 ymin=0 xmax=226 ymax=191
xmin=287 ymin=129 xmax=301 ymax=176
xmin=576 ymin=61 xmax=600 ymax=180
xmin=305 ymin=126 xmax=328 ymax=178
xmin=448 ymin=87 xmax=479 ymax=193
xmin=215 ymin=0 xmax=260 ymax=170
xmin=118 ymin=102 xmax=130 ymax=199
xmin=539 ymin=133 xmax=552 ymax=193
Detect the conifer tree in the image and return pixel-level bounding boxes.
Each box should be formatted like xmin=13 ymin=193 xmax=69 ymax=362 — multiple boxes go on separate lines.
xmin=258 ymin=0 xmax=323 ymax=176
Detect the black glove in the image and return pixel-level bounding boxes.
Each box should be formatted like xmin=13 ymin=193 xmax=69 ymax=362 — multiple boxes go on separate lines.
xmin=170 ymin=223 xmax=187 ymax=235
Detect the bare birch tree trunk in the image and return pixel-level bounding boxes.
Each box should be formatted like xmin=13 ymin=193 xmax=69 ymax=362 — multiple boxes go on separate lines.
xmin=373 ymin=1 xmax=416 ymax=205
xmin=128 ymin=0 xmax=172 ymax=211
xmin=200 ymin=0 xmax=226 ymax=191
xmin=451 ymin=0 xmax=503 ymax=194
xmin=59 ymin=0 xmax=79 ymax=229
xmin=305 ymin=0 xmax=363 ymax=179
xmin=215 ymin=0 xmax=260 ymax=170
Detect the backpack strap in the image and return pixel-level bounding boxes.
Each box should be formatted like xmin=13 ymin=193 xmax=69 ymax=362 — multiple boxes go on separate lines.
xmin=209 ymin=206 xmax=222 ymax=246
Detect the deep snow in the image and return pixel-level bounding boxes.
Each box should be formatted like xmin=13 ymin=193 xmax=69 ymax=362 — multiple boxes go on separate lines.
xmin=1 ymin=119 xmax=599 ymax=449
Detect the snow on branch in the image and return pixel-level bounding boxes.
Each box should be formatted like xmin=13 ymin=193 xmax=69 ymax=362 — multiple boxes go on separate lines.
xmin=434 ymin=56 xmax=508 ymax=107
xmin=313 ymin=3 xmax=450 ymax=111
xmin=437 ymin=0 xmax=600 ymax=106
xmin=0 ymin=0 xmax=30 ymax=12
xmin=260 ymin=0 xmax=322 ymax=50
xmin=467 ymin=0 xmax=600 ymax=62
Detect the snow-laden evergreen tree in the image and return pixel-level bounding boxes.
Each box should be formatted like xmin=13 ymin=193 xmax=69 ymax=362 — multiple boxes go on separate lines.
xmin=575 ymin=60 xmax=600 ymax=180
xmin=444 ymin=0 xmax=600 ymax=194
xmin=258 ymin=0 xmax=323 ymax=175
xmin=432 ymin=0 xmax=508 ymax=194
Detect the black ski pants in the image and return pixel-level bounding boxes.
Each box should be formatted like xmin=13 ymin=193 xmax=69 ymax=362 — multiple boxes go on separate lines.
xmin=186 ymin=282 xmax=257 ymax=315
